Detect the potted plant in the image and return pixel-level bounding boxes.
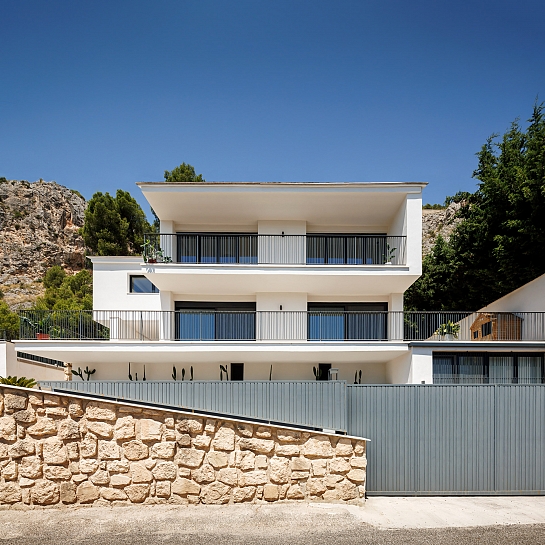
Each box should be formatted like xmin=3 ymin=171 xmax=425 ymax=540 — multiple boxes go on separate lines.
xmin=435 ymin=320 xmax=460 ymax=340
xmin=21 ymin=314 xmax=52 ymax=340
xmin=383 ymin=243 xmax=397 ymax=265
xmin=142 ymin=240 xmax=172 ymax=264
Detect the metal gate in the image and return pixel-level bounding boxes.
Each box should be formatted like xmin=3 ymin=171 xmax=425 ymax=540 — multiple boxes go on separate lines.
xmin=348 ymin=384 xmax=545 ymax=495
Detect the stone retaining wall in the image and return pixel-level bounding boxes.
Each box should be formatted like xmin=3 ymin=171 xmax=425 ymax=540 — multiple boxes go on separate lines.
xmin=0 ymin=387 xmax=367 ymax=506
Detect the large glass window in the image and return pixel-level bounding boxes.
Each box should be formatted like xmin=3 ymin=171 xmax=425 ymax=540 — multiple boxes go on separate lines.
xmin=307 ymin=235 xmax=387 ymax=265
xmin=176 ymin=234 xmax=257 ymax=264
xmin=308 ymin=303 xmax=388 ymax=341
xmin=175 ymin=302 xmax=256 ymax=341
xmin=433 ymin=352 xmax=544 ymax=384
xmin=130 ymin=276 xmax=159 ymax=294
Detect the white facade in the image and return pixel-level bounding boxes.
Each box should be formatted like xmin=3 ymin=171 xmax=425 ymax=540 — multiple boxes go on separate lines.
xmin=13 ymin=182 xmax=545 ymax=384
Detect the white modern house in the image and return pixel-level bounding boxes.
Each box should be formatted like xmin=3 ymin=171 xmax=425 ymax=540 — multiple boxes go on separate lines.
xmin=12 ymin=181 xmax=545 ymax=385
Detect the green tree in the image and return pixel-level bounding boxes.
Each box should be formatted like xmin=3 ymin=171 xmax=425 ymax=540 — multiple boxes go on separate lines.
xmin=82 ymin=190 xmax=151 ymax=255
xmin=0 ymin=301 xmax=19 ymax=340
xmin=406 ymin=103 xmax=545 ymax=310
xmin=35 ymin=268 xmax=93 ymax=310
xmin=164 ymin=163 xmax=205 ymax=183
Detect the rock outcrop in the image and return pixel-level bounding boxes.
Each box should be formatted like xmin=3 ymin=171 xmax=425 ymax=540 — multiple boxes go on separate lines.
xmin=421 ymin=202 xmax=463 ymax=256
xmin=0 ymin=179 xmax=86 ymax=308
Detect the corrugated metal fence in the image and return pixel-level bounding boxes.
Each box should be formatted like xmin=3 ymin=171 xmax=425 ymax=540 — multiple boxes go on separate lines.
xmin=41 ymin=380 xmax=347 ymax=432
xmin=348 ymin=384 xmax=545 ymax=495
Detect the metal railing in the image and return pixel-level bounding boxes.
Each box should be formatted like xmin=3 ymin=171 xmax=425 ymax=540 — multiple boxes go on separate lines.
xmin=143 ymin=233 xmax=407 ymax=265
xmin=18 ymin=310 xmax=545 ymax=342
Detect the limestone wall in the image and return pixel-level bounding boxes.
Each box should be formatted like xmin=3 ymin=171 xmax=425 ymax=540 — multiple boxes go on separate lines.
xmin=0 ymin=386 xmax=367 ymax=507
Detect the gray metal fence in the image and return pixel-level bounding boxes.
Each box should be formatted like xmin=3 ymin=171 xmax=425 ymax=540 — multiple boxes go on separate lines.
xmin=347 ymin=384 xmax=545 ymax=495
xmin=41 ymin=380 xmax=347 ymax=432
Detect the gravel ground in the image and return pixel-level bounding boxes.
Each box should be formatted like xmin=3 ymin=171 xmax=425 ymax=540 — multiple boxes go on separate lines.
xmin=1 ymin=502 xmax=544 ymax=545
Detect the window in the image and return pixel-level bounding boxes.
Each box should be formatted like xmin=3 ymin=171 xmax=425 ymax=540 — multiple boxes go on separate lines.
xmin=307 ymin=303 xmax=388 ymax=341
xmin=481 ymin=321 xmax=492 ymax=337
xmin=231 ymin=363 xmax=244 ymax=381
xmin=433 ymin=352 xmax=544 ymax=384
xmin=130 ymin=276 xmax=159 ymax=293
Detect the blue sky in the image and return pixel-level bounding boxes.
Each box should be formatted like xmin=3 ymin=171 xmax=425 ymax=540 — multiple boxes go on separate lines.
xmin=1 ymin=0 xmax=544 ymax=213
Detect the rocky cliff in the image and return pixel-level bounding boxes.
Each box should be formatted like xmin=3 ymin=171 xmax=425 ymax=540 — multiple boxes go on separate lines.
xmin=0 ymin=179 xmax=86 ymax=309
xmin=421 ymin=202 xmax=463 ymax=256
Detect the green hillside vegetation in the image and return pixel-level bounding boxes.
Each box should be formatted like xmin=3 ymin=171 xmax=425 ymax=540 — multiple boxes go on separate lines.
xmin=406 ymin=103 xmax=545 ymax=310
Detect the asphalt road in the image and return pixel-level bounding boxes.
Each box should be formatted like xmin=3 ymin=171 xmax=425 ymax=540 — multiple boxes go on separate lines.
xmin=1 ymin=503 xmax=544 ymax=545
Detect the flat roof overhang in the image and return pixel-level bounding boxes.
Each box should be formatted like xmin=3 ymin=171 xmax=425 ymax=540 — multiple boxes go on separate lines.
xmin=142 ymin=264 xmax=419 ymax=296
xmin=14 ymin=341 xmax=409 ymax=366
xmin=137 ymin=181 xmax=426 ymax=227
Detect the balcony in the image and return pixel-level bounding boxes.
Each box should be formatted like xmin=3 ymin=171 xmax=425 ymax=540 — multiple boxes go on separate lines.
xmin=143 ymin=233 xmax=407 ymax=266
xmin=18 ymin=310 xmax=545 ymax=342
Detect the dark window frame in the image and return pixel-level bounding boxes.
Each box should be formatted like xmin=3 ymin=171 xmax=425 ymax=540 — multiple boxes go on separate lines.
xmin=129 ymin=275 xmax=159 ymax=294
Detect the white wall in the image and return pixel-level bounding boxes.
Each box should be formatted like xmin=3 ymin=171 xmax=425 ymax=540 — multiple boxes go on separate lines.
xmin=92 ymin=258 xmax=162 ymax=311
xmin=387 ymin=347 xmax=433 ymax=384
xmin=0 ymin=343 xmax=65 ymax=381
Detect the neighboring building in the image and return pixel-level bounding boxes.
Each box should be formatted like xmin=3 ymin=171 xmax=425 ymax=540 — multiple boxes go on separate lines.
xmin=12 ymin=182 xmax=545 ymax=385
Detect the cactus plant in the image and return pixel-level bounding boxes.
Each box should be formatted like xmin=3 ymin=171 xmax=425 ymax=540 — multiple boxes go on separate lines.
xmin=181 ymin=367 xmax=186 ymax=381
xmin=128 ymin=362 xmax=133 ymax=381
xmin=220 ymin=365 xmax=228 ymax=381
xmin=354 ymin=370 xmax=362 ymax=384
xmin=313 ymin=366 xmax=322 ymax=381
xmin=190 ymin=366 xmax=194 ymax=381
xmin=83 ymin=366 xmax=96 ymax=381
xmin=269 ymin=364 xmax=273 ymax=381
xmin=172 ymin=366 xmax=177 ymax=381
xmin=72 ymin=367 xmax=84 ymax=381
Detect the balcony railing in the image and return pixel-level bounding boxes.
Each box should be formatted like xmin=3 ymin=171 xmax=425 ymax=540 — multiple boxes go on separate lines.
xmin=142 ymin=233 xmax=407 ymax=265
xmin=18 ymin=310 xmax=545 ymax=342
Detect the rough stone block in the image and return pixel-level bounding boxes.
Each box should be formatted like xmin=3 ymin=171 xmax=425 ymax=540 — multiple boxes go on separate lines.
xmin=2 ymin=461 xmax=17 ymax=480
xmin=175 ymin=448 xmax=205 ymax=468
xmin=79 ymin=458 xmax=99 ymax=474
xmin=155 ymin=480 xmax=171 ymax=498
xmin=152 ymin=461 xmax=177 ymax=480
xmin=80 ymin=434 xmax=98 ymax=457
xmin=350 ymin=457 xmax=367 ymax=469
xmin=131 ymin=462 xmax=153 ymax=483
xmin=66 ymin=442 xmax=79 ymax=460
xmin=90 ymin=469 xmax=110 ymax=485
xmin=0 ymin=483 xmax=22 ymax=504
xmin=98 ymin=440 xmax=121 ymax=460
xmin=205 ymin=419 xmax=217 ymax=433
xmin=0 ymin=416 xmax=17 ymax=440
xmin=125 ymin=484 xmax=150 ymax=503
xmin=238 ymin=438 xmax=275 ymax=455
xmin=176 ymin=418 xmax=204 ymax=435
xmin=14 ymin=409 xmax=37 ymax=425
xmin=217 ymin=467 xmax=238 ymax=487
xmin=329 ymin=458 xmax=351 ymax=474
xmin=290 ymin=457 xmax=311 ymax=471
xmin=101 ymin=487 xmax=128 ymax=501
xmin=28 ymin=394 xmax=43 ymax=407
xmin=276 ymin=430 xmax=302 ymax=443
xmin=192 ymin=464 xmax=215 ymax=484
xmin=335 ymin=438 xmax=354 ymax=457
xmin=171 ymin=478 xmax=200 ymax=496
xmin=114 ymin=417 xmax=135 ymax=440
xmin=8 ymin=440 xmax=35 ymax=458
xmin=306 ymin=478 xmax=327 ymax=496
xmin=85 ymin=402 xmax=116 ymax=421
xmin=235 ymin=423 xmax=253 ymax=438
xmin=311 ymin=460 xmax=327 ymax=477
xmin=336 ymin=480 xmax=358 ymax=500
xmin=19 ymin=456 xmax=42 ymax=479
xmin=139 ymin=419 xmax=163 ymax=442
xmin=110 ymin=474 xmax=131 ymax=487
xmin=286 ymin=484 xmax=305 ymax=500
xmin=346 ymin=469 xmax=366 ymax=483
xmin=68 ymin=401 xmax=84 ymax=418
xmin=26 ymin=417 xmax=57 ymax=437
xmin=45 ymin=406 xmax=68 ymax=417
xmin=238 ymin=470 xmax=268 ymax=487
xmin=76 ymin=481 xmax=100 ymax=503
xmin=43 ymin=394 xmax=61 ymax=407
xmin=0 ymin=443 xmax=9 ymax=460
xmin=206 ymin=451 xmax=228 ymax=469
xmin=237 ymin=450 xmax=256 ymax=471
xmin=192 ymin=434 xmax=212 ymax=449
xmin=58 ymin=419 xmax=80 ymax=440
xmin=43 ymin=437 xmax=68 ymax=464
xmin=255 ymin=426 xmax=272 ymax=439
xmin=263 ymin=483 xmax=279 ymax=501
xmin=232 ymin=486 xmax=256 ymax=503
xmin=122 ymin=440 xmax=148 ymax=461
xmin=151 ymin=442 xmax=176 ymax=459
xmin=5 ymin=393 xmax=27 ymax=411
xmin=301 ymin=436 xmax=334 ymax=458
xmin=211 ymin=427 xmax=235 ymax=451
xmin=200 ymin=482 xmax=230 ymax=504
xmin=32 ymin=480 xmax=60 ymax=505
xmin=275 ymin=444 xmax=300 ymax=457
xmin=86 ymin=421 xmax=113 ymax=439
xmin=270 ymin=457 xmax=290 ymax=484
xmin=44 ymin=465 xmax=72 ymax=480
xmin=107 ymin=460 xmax=130 ymax=473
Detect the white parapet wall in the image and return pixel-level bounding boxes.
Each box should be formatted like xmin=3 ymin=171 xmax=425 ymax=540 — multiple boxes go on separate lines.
xmin=0 ymin=342 xmax=65 ymax=382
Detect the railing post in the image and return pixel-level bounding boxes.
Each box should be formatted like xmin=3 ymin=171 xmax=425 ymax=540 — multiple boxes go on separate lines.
xmin=109 ymin=316 xmax=120 ymax=341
